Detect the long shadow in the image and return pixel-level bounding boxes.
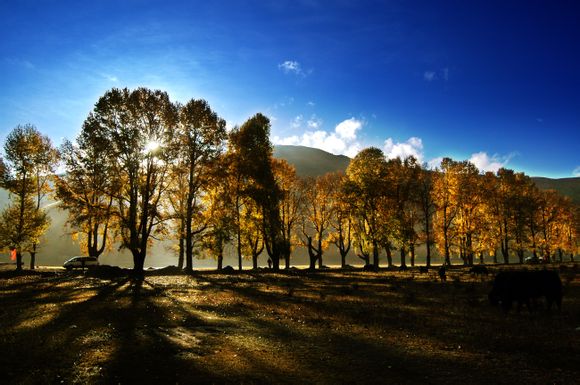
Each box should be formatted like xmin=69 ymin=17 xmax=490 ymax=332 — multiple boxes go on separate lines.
xmin=189 ymin=270 xmax=580 ymax=384
xmin=0 ymin=274 xmax=229 ymax=384
xmin=1 ymin=270 xmax=578 ymax=384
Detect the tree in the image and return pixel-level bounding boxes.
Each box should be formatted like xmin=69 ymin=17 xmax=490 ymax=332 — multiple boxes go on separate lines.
xmin=346 ymin=147 xmax=389 ymax=269
xmin=240 ymin=198 xmax=265 ymax=269
xmin=229 ymin=113 xmax=285 ymax=270
xmin=451 ymin=161 xmax=482 ymax=266
xmin=328 ymin=172 xmax=352 ymax=268
xmin=537 ymin=189 xmax=562 ymax=262
xmin=273 ymin=159 xmax=303 ymax=269
xmin=0 ymin=199 xmax=48 ymax=269
xmin=479 ymin=172 xmax=502 ymax=264
xmin=56 ymin=117 xmax=114 ymax=259
xmin=432 ymin=158 xmax=459 ymax=265
xmin=418 ymin=165 xmax=435 ymax=267
xmin=386 ymin=156 xmax=421 ymax=268
xmin=0 ymin=125 xmax=57 ymax=270
xmin=92 ymin=88 xmax=178 ymax=276
xmin=301 ymin=173 xmax=335 ymax=270
xmin=169 ymin=99 xmax=226 ymax=273
xmin=200 ymin=158 xmax=234 ymax=270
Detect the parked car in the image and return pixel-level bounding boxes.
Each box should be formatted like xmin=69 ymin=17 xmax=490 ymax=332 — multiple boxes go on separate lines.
xmin=524 ymin=256 xmax=540 ymax=264
xmin=63 ymin=256 xmax=99 ymax=270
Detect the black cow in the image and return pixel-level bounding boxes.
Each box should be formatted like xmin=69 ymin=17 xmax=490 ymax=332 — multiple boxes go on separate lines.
xmin=488 ymin=270 xmax=562 ymax=313
xmin=469 ymin=265 xmax=489 ymax=275
xmin=419 ymin=266 xmax=429 ymax=274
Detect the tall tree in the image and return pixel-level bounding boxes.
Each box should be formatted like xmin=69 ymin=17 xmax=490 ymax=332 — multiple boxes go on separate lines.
xmin=0 ymin=125 xmax=56 ymax=270
xmin=328 ymin=172 xmax=352 ymax=268
xmin=56 ymin=116 xmax=114 ymax=259
xmin=418 ymin=165 xmax=435 ymax=267
xmin=273 ymin=159 xmax=303 ymax=269
xmin=229 ymin=113 xmax=285 ymax=270
xmin=240 ymin=198 xmax=265 ymax=269
xmin=200 ymin=157 xmax=234 ymax=270
xmin=92 ymin=88 xmax=178 ymax=276
xmin=432 ymin=158 xmax=459 ymax=265
xmin=386 ymin=156 xmax=421 ymax=268
xmin=345 ymin=147 xmax=389 ymax=269
xmin=301 ymin=173 xmax=335 ymax=270
xmin=169 ymin=99 xmax=226 ymax=273
xmin=537 ymin=189 xmax=562 ymax=262
xmin=451 ymin=161 xmax=482 ymax=266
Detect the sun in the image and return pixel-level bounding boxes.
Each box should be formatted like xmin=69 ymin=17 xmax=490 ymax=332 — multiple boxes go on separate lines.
xmin=144 ymin=140 xmax=160 ymax=154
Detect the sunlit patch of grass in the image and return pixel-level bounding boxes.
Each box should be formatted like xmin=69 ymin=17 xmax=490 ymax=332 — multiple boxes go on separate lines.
xmin=8 ymin=304 xmax=60 ymax=332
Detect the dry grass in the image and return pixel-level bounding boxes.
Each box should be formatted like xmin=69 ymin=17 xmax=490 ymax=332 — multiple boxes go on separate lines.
xmin=0 ymin=263 xmax=579 ymax=384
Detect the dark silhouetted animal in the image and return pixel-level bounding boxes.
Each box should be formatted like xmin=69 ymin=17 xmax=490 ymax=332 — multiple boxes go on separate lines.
xmin=438 ymin=266 xmax=446 ymax=282
xmin=488 ymin=270 xmax=562 ymax=313
xmin=419 ymin=266 xmax=429 ymax=274
xmin=469 ymin=265 xmax=489 ymax=275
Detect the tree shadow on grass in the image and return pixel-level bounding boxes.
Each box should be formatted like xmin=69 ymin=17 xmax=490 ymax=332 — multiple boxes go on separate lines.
xmin=0 ymin=274 xmax=229 ymax=384
xmin=1 ymin=270 xmax=579 ymax=384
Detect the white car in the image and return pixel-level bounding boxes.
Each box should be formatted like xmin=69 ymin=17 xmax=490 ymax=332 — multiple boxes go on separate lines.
xmin=63 ymin=256 xmax=99 ymax=270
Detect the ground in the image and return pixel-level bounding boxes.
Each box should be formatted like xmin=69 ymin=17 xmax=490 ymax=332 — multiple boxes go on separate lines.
xmin=0 ymin=263 xmax=579 ymax=385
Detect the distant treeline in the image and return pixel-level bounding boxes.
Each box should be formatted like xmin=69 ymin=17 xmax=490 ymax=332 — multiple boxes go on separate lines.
xmin=1 ymin=87 xmax=578 ymax=273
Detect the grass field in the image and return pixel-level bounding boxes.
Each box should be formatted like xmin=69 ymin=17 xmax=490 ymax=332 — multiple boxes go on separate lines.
xmin=1 ymin=263 xmax=579 ymax=384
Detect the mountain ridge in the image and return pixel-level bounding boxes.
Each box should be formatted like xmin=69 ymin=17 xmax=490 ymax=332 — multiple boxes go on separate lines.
xmin=273 ymin=145 xmax=580 ymax=204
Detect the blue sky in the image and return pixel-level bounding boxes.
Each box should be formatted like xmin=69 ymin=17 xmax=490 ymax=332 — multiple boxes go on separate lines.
xmin=1 ymin=0 xmax=579 ymax=178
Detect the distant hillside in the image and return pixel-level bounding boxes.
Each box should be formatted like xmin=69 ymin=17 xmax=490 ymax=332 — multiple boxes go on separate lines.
xmin=532 ymin=177 xmax=580 ymax=205
xmin=274 ymin=145 xmax=580 ymax=205
xmin=273 ymin=145 xmax=350 ymax=177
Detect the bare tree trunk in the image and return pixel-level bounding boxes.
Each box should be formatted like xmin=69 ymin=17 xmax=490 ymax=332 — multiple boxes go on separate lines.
xmin=132 ymin=250 xmax=146 ymax=279
xmin=285 ymin=252 xmax=290 ymax=270
xmin=29 ymin=244 xmax=37 ymax=269
xmin=372 ymin=240 xmax=380 ymax=269
xmin=16 ymin=252 xmax=23 ymax=271
xmin=177 ymin=240 xmax=184 ymax=269
xmin=400 ymin=246 xmax=406 ymax=268
xmin=340 ymin=250 xmax=347 ymax=268
xmin=385 ymin=245 xmax=393 ymax=268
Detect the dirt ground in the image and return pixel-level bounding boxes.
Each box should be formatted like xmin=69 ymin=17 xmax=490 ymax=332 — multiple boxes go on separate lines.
xmin=0 ymin=263 xmax=579 ymax=385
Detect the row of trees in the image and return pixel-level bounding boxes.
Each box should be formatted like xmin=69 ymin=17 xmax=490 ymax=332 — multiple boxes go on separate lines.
xmin=344 ymin=150 xmax=578 ymax=269
xmin=1 ymin=87 xmax=578 ymax=273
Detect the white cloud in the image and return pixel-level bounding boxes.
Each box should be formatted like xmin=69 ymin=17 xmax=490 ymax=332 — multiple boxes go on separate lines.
xmin=335 ymin=117 xmax=362 ymax=140
xmin=383 ymin=137 xmax=424 ymax=163
xmin=573 ymin=166 xmax=580 ymax=177
xmin=279 ymin=60 xmax=304 ymax=76
xmin=427 ymin=152 xmax=515 ymax=172
xmin=272 ymin=117 xmax=364 ymax=157
xmin=291 ymin=115 xmax=304 ymax=128
xmin=468 ymin=152 xmax=513 ymax=172
xmin=427 ymin=157 xmax=444 ymax=170
xmin=424 ymin=71 xmax=436 ymax=82
xmin=307 ymin=115 xmax=323 ymax=129
xmin=275 ymin=135 xmax=300 ymax=145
